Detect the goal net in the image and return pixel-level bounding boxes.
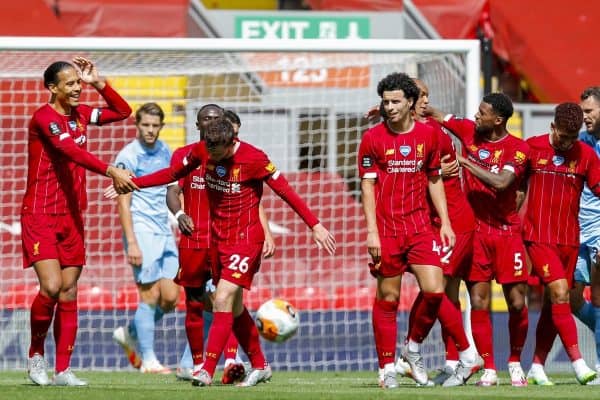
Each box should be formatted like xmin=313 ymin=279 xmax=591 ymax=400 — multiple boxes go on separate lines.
xmin=0 ymin=38 xmax=482 ymax=372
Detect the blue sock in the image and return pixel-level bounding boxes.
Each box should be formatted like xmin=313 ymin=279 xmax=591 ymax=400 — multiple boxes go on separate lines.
xmin=575 ymin=301 xmax=596 ymax=331
xmin=594 ymin=306 xmax=600 ymax=366
xmin=128 ymin=321 xmax=137 ymax=340
xmin=135 ymin=302 xmax=157 ymax=362
xmin=203 ymin=310 xmax=213 ymax=341
xmin=154 ymin=306 xmax=165 ymax=322
xmin=179 ymin=342 xmax=193 ymax=369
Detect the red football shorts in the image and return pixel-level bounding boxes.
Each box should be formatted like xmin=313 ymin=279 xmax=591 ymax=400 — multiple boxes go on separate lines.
xmin=526 ymin=241 xmax=578 ymax=287
xmin=21 ymin=213 xmax=85 ymax=268
xmin=210 ymin=242 xmax=263 ymax=290
xmin=435 ymin=229 xmax=474 ymax=278
xmin=467 ymin=231 xmax=528 ymax=284
xmin=377 ymin=232 xmax=441 ymax=278
xmin=175 ymin=247 xmax=212 ymax=288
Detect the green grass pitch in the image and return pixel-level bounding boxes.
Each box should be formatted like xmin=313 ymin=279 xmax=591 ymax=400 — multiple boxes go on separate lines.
xmin=0 ymin=371 xmax=597 ymax=400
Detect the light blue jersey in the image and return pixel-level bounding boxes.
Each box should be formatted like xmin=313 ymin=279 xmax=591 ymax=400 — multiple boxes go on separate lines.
xmin=115 ymin=139 xmax=173 ymax=235
xmin=575 ymin=130 xmax=600 ymax=283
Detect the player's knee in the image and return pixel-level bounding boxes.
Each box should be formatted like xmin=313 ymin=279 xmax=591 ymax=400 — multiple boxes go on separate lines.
xmin=59 ymin=283 xmax=78 ymax=301
xmin=39 ymin=284 xmax=61 ymax=299
xmin=159 ymin=300 xmax=177 ymax=313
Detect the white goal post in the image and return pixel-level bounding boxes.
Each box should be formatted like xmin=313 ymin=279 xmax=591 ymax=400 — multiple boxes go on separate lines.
xmin=0 ymin=37 xmax=481 ymax=372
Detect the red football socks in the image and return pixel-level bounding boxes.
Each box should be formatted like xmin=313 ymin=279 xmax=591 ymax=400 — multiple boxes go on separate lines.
xmin=185 ymin=299 xmax=205 ymax=366
xmin=372 ymin=298 xmax=399 ymax=367
xmin=29 ymin=293 xmax=57 ymax=358
xmin=54 ymin=299 xmax=78 ymax=373
xmin=233 ymin=307 xmax=266 ymax=369
xmin=471 ymin=309 xmax=496 ymax=370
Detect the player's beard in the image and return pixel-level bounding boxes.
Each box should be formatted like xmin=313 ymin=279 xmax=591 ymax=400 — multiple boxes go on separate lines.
xmin=474 ymin=124 xmax=492 ymax=136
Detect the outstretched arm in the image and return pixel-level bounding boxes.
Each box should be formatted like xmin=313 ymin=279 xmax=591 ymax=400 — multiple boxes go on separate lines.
xmin=424 ymin=105 xmax=446 ymax=123
xmin=265 ymin=172 xmax=335 ymax=255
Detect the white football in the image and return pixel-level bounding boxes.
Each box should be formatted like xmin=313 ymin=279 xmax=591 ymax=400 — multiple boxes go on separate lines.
xmin=255 ymin=299 xmax=299 ymax=343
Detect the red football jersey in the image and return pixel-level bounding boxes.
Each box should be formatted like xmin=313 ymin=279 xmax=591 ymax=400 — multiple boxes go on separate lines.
xmin=425 ymin=118 xmax=475 ymax=233
xmin=171 ymin=144 xmax=210 ymax=248
xmin=523 ymin=134 xmax=600 ymax=246
xmin=134 ymin=140 xmax=319 ymax=244
xmin=357 ymin=120 xmax=441 ymax=237
xmin=21 ymin=83 xmax=131 ymax=214
xmin=443 ymin=116 xmax=529 ymax=235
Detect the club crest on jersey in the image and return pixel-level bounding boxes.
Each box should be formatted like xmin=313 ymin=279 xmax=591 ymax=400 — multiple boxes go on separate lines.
xmin=216 ymin=165 xmax=227 ymax=177
xmin=48 ymin=122 xmax=61 ymax=135
xmin=568 ymin=160 xmax=577 ymax=173
xmin=552 ymin=155 xmax=564 ymax=166
xmin=68 ymin=121 xmax=77 ymax=130
xmin=491 ymin=150 xmax=503 ymax=163
xmin=416 ymin=143 xmax=424 ymax=158
xmin=478 ymin=149 xmax=490 ymax=160
xmin=231 ymin=167 xmax=240 ymax=181
xmin=399 ymin=145 xmax=411 ymax=157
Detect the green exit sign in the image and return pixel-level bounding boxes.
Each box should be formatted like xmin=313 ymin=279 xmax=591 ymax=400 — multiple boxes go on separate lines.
xmin=235 ymin=16 xmax=370 ymax=39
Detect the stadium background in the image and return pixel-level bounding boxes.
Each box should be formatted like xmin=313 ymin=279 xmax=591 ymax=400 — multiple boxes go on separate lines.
xmin=0 ymin=0 xmax=598 ymax=373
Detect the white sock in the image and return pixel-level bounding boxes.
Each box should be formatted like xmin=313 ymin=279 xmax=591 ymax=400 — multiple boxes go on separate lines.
xmin=529 ymin=362 xmax=545 ymax=375
xmin=572 ymin=358 xmax=589 ymax=376
xmin=407 ymin=339 xmax=420 ymax=353
xmin=383 ymin=362 xmax=396 ymax=374
xmin=224 ymin=358 xmax=235 ymax=368
xmin=446 ymin=359 xmax=459 ymax=369
xmin=458 ymin=346 xmax=477 ymax=364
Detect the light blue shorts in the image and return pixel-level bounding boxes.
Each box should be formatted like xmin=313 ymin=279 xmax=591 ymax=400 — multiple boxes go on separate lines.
xmin=574 ymin=236 xmax=600 ymax=284
xmin=125 ymin=231 xmax=179 ymax=285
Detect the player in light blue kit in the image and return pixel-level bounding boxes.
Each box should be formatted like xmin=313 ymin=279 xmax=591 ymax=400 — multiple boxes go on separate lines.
xmin=111 ymin=102 xmax=191 ymax=373
xmin=571 ymin=87 xmax=600 ymax=385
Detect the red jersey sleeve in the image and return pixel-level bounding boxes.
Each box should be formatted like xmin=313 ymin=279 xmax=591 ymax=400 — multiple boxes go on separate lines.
xmin=357 ymin=128 xmax=378 ymax=179
xmin=88 ymin=83 xmax=132 ymax=125
xmin=504 ymin=139 xmax=529 ymax=179
xmin=266 ymin=172 xmax=320 ymax=228
xmin=171 ymin=146 xmax=187 ymax=188
xmin=134 ymin=141 xmax=205 ymax=187
xmin=441 ymin=115 xmax=475 ymax=143
xmin=250 ymin=150 xmax=320 ymax=228
xmin=34 ymin=114 xmax=108 ymax=175
xmin=423 ymin=123 xmax=441 ymax=177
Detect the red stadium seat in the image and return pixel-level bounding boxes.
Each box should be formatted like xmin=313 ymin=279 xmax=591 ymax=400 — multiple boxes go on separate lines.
xmin=78 ymin=284 xmax=116 ymax=310
xmin=245 ymin=287 xmax=274 ymax=311
xmin=0 ymin=283 xmax=39 ymax=309
xmin=334 ymin=286 xmax=373 ymax=310
xmin=115 ymin=285 xmax=139 ymax=310
xmin=276 ymin=287 xmax=335 ymax=310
